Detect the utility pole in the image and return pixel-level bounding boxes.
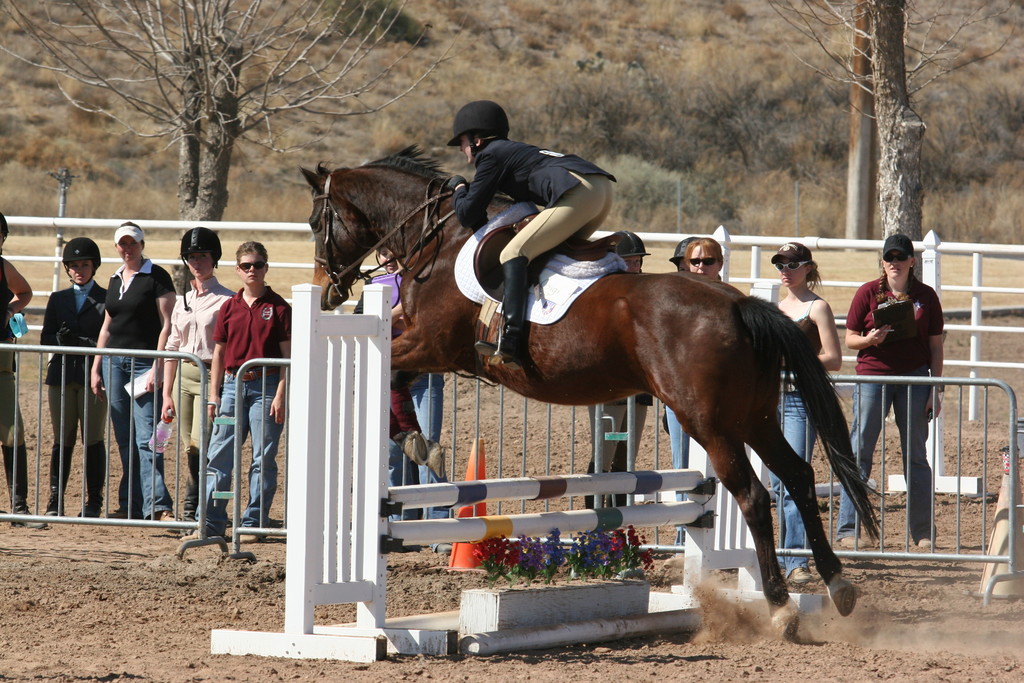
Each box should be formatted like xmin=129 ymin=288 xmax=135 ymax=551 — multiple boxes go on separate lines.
xmin=48 ymin=167 xmax=76 ymax=291
xmin=846 ymin=0 xmax=876 ymax=240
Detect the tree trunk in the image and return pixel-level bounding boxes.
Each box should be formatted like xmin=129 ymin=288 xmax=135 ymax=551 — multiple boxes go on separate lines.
xmin=846 ymin=0 xmax=876 ymax=241
xmin=176 ymin=41 xmax=240 ymax=222
xmin=869 ymin=0 xmax=924 ymax=241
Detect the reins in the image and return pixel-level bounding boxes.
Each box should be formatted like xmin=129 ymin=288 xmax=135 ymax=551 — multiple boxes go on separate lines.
xmin=312 ymin=175 xmax=454 ymax=300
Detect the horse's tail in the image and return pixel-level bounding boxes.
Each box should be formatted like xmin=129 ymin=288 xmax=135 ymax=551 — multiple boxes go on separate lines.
xmin=736 ymin=296 xmax=879 ymax=540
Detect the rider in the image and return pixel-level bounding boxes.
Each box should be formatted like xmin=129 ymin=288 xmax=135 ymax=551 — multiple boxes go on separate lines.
xmin=446 ymin=100 xmax=616 ymax=368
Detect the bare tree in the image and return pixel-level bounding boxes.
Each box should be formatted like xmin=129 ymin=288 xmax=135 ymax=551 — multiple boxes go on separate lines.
xmin=2 ymin=1 xmax=449 ymax=221
xmin=768 ymin=0 xmax=1011 ymax=240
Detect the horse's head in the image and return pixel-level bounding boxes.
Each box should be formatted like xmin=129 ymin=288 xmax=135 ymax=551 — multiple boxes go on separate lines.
xmin=301 ymin=147 xmax=452 ymax=311
xmin=301 ymin=163 xmax=373 ymax=310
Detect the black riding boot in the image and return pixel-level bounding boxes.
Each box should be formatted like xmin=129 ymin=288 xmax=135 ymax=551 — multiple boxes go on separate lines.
xmin=82 ymin=442 xmax=106 ymax=518
xmin=475 ymin=256 xmax=529 ymax=369
xmin=46 ymin=444 xmax=72 ymax=516
xmin=183 ymin=446 xmax=200 ymax=522
xmin=4 ymin=444 xmax=46 ymax=528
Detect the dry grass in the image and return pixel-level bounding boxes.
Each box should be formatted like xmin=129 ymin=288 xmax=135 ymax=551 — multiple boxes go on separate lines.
xmin=0 ymin=0 xmax=1022 ymax=245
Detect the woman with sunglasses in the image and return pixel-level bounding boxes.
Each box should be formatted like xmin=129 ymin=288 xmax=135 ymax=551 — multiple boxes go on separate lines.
xmin=664 ymin=235 xmax=724 ymax=545
xmin=836 ymin=233 xmax=943 ymax=550
xmin=769 ymin=242 xmax=842 ymax=585
xmin=200 ymin=242 xmax=290 ymax=540
xmin=683 ymin=237 xmax=724 ymax=280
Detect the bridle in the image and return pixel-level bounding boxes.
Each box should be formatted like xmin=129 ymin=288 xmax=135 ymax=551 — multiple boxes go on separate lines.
xmin=311 ymin=173 xmax=455 ymax=303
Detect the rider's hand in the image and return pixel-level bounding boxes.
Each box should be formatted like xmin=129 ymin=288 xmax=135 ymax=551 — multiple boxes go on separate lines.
xmin=446 ymin=175 xmax=467 ymax=192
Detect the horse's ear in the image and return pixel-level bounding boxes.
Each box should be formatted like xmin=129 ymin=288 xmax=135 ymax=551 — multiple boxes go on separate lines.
xmin=300 ymin=166 xmax=324 ymax=191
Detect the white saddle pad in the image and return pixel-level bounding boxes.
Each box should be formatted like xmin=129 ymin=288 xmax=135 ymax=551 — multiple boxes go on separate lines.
xmin=454 ymin=203 xmax=626 ymax=325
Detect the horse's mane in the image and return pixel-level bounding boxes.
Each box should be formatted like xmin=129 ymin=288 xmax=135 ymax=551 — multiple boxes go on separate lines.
xmin=364 ymin=145 xmax=445 ymax=180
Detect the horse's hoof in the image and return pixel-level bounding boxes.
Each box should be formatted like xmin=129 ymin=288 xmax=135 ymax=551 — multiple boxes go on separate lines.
xmin=827 ymin=575 xmax=858 ymax=616
xmin=771 ymin=602 xmax=800 ymax=641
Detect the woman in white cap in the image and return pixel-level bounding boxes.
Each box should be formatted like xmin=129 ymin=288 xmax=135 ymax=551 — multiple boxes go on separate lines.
xmin=770 ymin=242 xmax=842 ymax=585
xmin=836 ymin=233 xmax=943 ymax=550
xmin=91 ymin=221 xmax=176 ymax=521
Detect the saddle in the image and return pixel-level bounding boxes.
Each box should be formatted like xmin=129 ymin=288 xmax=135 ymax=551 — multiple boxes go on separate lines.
xmin=473 ymin=214 xmax=622 ymax=300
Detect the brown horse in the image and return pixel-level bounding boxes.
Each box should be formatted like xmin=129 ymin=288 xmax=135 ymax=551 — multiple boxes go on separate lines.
xmin=301 ymin=146 xmax=877 ymax=637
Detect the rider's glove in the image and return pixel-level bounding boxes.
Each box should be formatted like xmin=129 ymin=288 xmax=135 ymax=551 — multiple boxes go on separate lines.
xmin=446 ymin=175 xmax=467 ymax=192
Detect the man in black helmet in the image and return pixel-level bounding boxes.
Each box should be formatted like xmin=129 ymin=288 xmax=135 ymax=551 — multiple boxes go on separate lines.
xmin=446 ymin=100 xmax=616 ymax=369
xmin=668 ymin=236 xmax=697 ymax=272
xmin=162 ymin=227 xmax=233 ymax=523
xmin=41 ymin=237 xmax=108 ymax=517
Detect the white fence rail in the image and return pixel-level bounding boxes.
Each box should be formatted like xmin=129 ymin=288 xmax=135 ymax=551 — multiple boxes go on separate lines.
xmin=8 ymin=216 xmax=1024 ymax=419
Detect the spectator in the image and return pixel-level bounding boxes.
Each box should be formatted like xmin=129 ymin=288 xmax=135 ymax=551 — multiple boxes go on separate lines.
xmin=770 ymin=242 xmax=842 ymax=585
xmin=665 ymin=236 xmax=725 ymax=544
xmin=202 ymin=241 xmax=290 ymax=539
xmin=0 ymin=211 xmax=45 ymax=528
xmin=586 ymin=231 xmax=652 ymax=508
xmin=41 ymin=238 xmax=108 ymax=518
xmin=837 ymin=233 xmax=943 ymax=550
xmin=91 ymin=221 xmax=176 ymax=521
xmin=162 ymin=228 xmax=233 ymax=523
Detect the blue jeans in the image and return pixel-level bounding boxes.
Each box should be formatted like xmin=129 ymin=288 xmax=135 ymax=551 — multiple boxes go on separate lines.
xmin=664 ymin=405 xmax=690 ymax=546
xmin=837 ymin=368 xmax=934 ymax=543
xmin=103 ymin=355 xmax=171 ymax=519
xmin=410 ymin=373 xmax=448 ymax=521
xmin=771 ymin=391 xmax=815 ymax=574
xmin=205 ymin=373 xmax=285 ymax=535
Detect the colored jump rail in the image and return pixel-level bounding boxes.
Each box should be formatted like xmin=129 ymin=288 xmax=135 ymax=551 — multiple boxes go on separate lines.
xmin=388 ymin=500 xmax=706 ymax=546
xmin=386 ymin=469 xmax=714 ymax=510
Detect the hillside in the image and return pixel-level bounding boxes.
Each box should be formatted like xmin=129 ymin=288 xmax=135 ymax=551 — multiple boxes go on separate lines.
xmin=1 ymin=0 xmax=1022 ymax=242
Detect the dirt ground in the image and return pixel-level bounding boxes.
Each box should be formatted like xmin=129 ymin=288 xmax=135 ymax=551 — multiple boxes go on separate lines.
xmin=2 ymin=318 xmax=1024 ymax=681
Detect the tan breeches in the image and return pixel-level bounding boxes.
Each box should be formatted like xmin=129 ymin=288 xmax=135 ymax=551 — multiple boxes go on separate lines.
xmin=499 ymin=172 xmax=614 ymax=263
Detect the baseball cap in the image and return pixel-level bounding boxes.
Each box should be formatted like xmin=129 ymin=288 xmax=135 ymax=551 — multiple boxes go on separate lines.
xmin=771 ymin=242 xmax=812 ymax=264
xmin=114 ymin=222 xmax=144 ymax=244
xmin=882 ymin=233 xmax=914 ymax=259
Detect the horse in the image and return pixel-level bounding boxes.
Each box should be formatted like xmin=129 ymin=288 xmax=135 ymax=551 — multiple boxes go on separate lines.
xmin=301 ymin=146 xmax=878 ymax=638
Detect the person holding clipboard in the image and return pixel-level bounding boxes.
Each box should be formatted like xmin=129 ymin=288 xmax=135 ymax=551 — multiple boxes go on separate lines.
xmin=836 ymin=233 xmax=945 ymax=550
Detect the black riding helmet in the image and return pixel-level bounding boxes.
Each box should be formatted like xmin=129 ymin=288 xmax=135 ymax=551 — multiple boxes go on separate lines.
xmin=447 ymin=100 xmax=510 ymax=147
xmin=0 ymin=211 xmax=8 ymax=238
xmin=669 ymin=237 xmax=698 ymax=267
xmin=614 ymin=231 xmax=650 ymax=258
xmin=62 ymin=237 xmax=102 ymax=269
xmin=179 ymin=226 xmax=222 ymax=266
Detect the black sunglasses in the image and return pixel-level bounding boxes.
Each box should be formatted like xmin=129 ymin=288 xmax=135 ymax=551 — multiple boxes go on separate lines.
xmin=774 ymin=260 xmax=810 ymax=271
xmin=689 ymin=257 xmax=718 ymax=267
xmin=238 ymin=260 xmax=267 ymax=271
xmin=883 ymin=252 xmax=910 ymax=263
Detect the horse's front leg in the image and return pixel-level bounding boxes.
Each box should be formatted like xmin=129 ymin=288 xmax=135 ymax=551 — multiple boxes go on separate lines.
xmin=711 ymin=445 xmax=799 ymax=641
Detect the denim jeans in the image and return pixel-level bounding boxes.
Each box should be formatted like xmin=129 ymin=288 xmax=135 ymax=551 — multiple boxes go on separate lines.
xmin=837 ymin=368 xmax=934 ymax=543
xmin=770 ymin=391 xmax=815 ymax=574
xmin=410 ymin=373 xmax=448 ymax=521
xmin=664 ymin=405 xmax=690 ymax=546
xmin=205 ymin=373 xmax=284 ymax=535
xmin=103 ymin=355 xmax=171 ymax=518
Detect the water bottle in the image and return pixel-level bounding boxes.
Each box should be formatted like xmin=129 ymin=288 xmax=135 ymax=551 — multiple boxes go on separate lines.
xmin=149 ymin=415 xmax=175 ymax=453
xmin=9 ymin=312 xmax=27 ymax=339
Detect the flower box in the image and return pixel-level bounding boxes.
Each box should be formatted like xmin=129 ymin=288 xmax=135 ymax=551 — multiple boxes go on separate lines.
xmin=459 ymin=580 xmax=650 ymax=635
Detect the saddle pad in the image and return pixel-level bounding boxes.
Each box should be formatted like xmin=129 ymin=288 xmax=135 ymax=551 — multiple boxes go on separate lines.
xmin=455 ymin=203 xmax=626 ymax=326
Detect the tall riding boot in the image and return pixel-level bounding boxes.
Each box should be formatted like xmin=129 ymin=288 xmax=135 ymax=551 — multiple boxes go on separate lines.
xmin=82 ymin=442 xmax=107 ymax=518
xmin=475 ymin=256 xmax=529 ymax=369
xmin=46 ymin=444 xmax=72 ymax=516
xmin=183 ymin=446 xmax=200 ymax=522
xmin=4 ymin=444 xmax=46 ymax=528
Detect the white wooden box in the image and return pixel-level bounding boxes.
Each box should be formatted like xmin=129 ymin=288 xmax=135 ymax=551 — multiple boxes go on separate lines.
xmin=460 ymin=580 xmax=650 ymax=635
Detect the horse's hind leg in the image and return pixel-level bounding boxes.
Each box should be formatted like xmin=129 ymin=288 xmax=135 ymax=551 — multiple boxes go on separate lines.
xmin=751 ymin=424 xmax=857 ymax=617
xmin=705 ymin=438 xmax=799 ymax=640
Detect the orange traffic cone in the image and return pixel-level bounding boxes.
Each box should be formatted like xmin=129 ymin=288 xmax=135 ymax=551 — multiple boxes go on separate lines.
xmin=449 ymin=438 xmax=487 ymax=571
xmin=980 ymin=448 xmax=1024 ymax=597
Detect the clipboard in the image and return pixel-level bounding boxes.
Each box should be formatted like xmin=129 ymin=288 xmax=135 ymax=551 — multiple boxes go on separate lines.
xmin=871 ymin=299 xmax=916 ymax=344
